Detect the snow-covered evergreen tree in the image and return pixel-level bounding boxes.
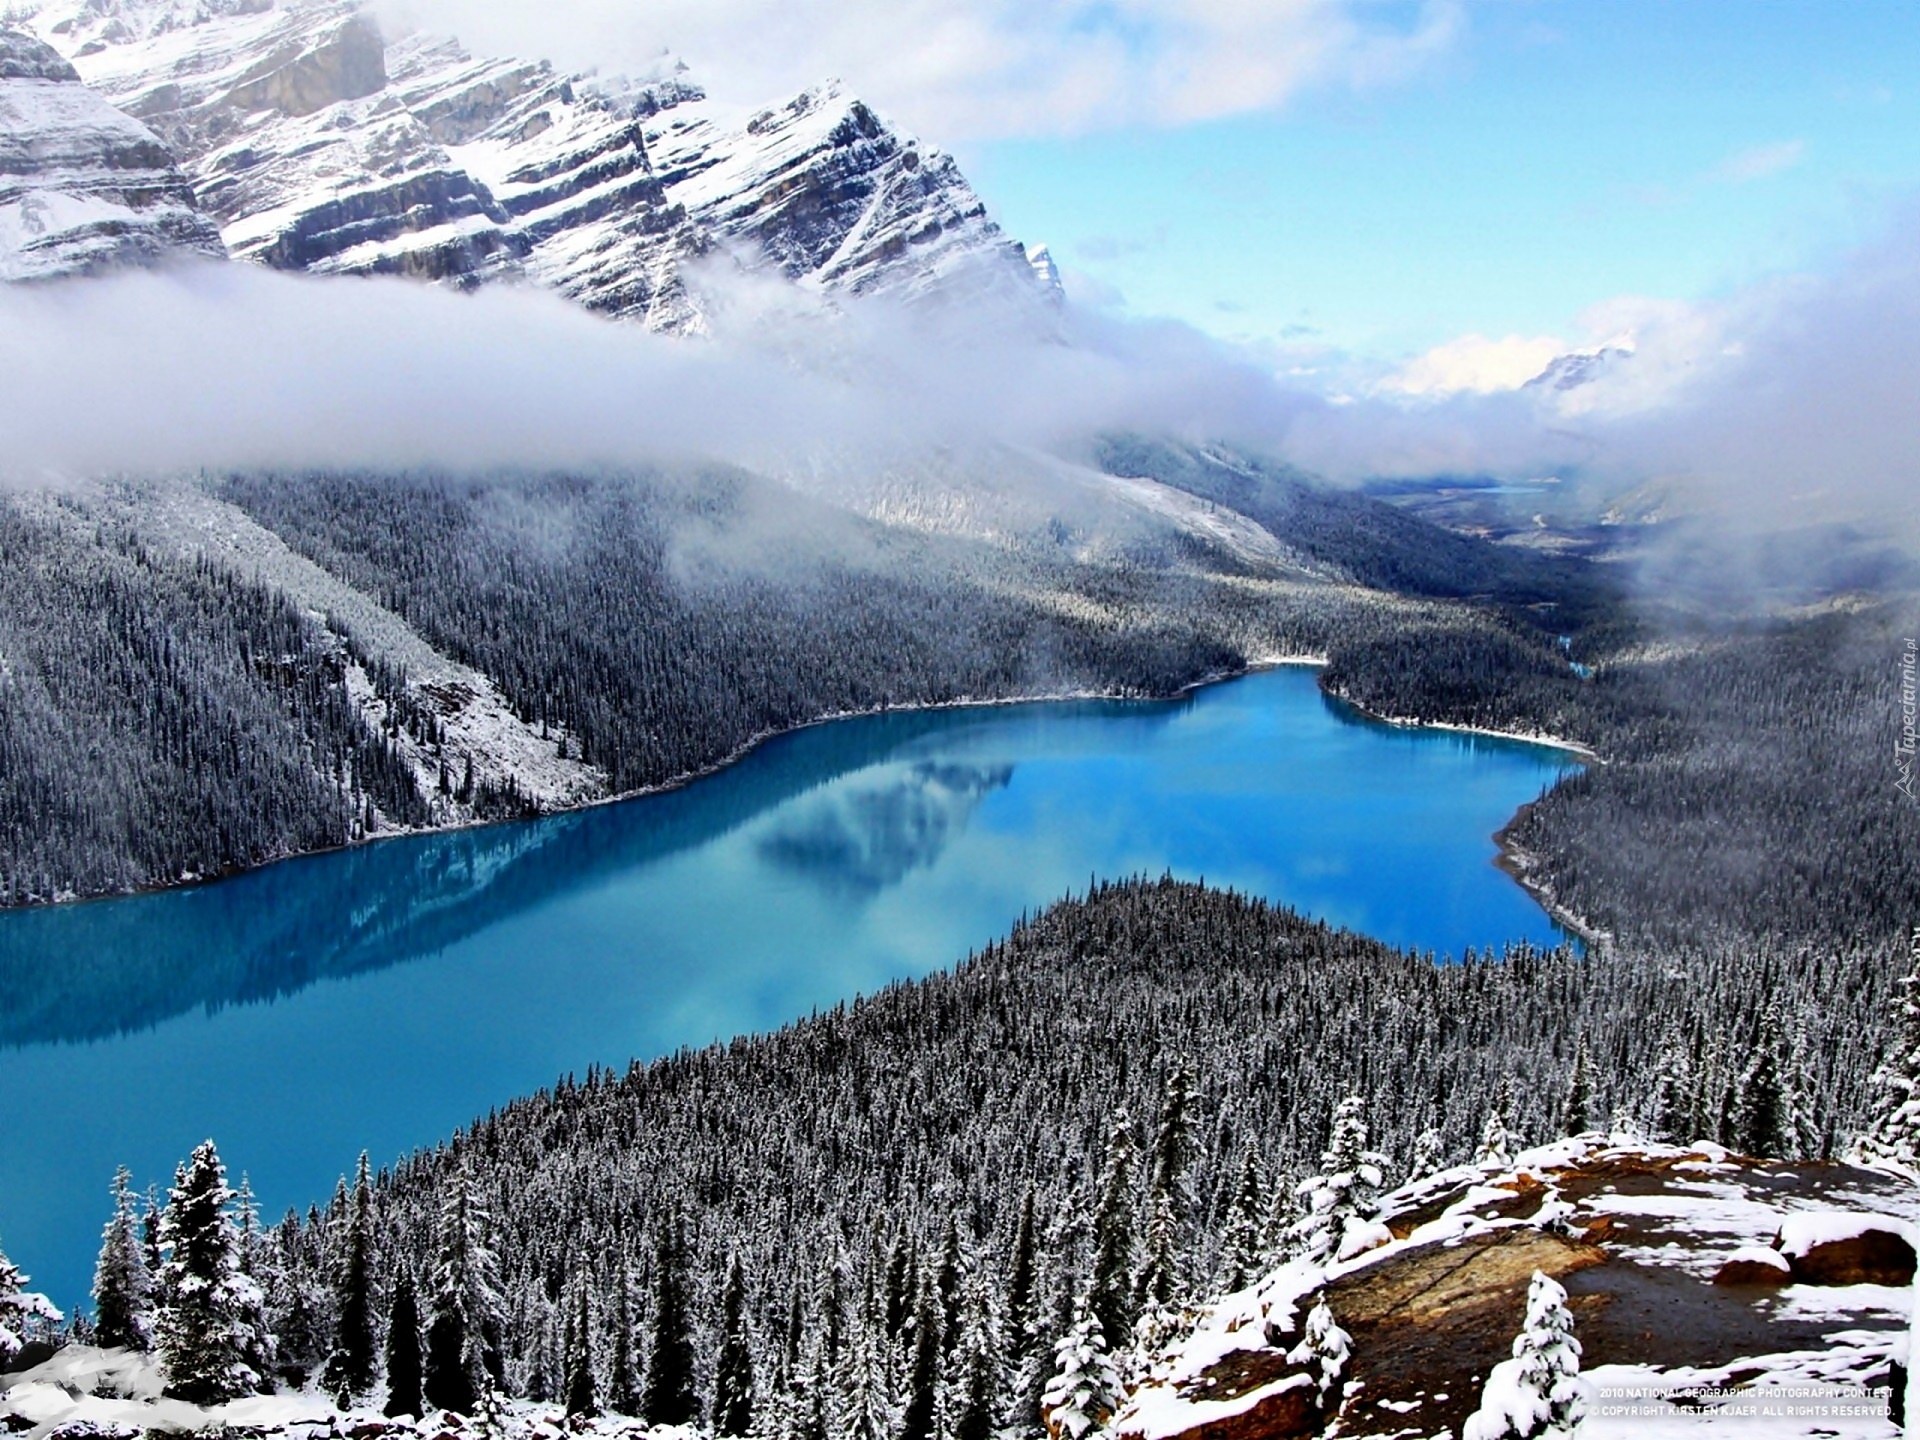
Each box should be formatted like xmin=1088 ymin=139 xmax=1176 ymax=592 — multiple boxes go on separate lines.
xmin=643 ymin=1216 xmax=699 ymax=1426
xmin=563 ymin=1278 xmax=597 ymax=1419
xmin=1040 ymin=1308 xmax=1122 ymax=1440
xmin=1284 ymin=1296 xmax=1350 ymax=1412
xmin=1410 ymin=1128 xmax=1448 ymax=1181
xmin=0 ymin=1233 xmax=61 ymax=1369
xmin=714 ymin=1254 xmax=756 ymax=1437
xmin=424 ymin=1161 xmax=502 ymax=1416
xmin=322 ymin=1151 xmax=377 ymax=1403
xmin=93 ymin=1165 xmax=153 ymax=1352
xmin=1856 ymin=953 xmax=1920 ymax=1172
xmin=1477 ymin=1106 xmax=1516 ymax=1169
xmin=606 ymin=1259 xmax=640 ymax=1417
xmin=1560 ymin=1039 xmax=1592 ymax=1136
xmin=1291 ymin=1095 xmax=1387 ymax=1265
xmin=1086 ymin=1111 xmax=1139 ymax=1367
xmin=384 ymin=1263 xmax=424 ymax=1419
xmin=1644 ymin=1038 xmax=1691 ymax=1143
xmin=1736 ymin=1005 xmax=1794 ymax=1158
xmin=155 ymin=1140 xmax=266 ymax=1404
xmin=1216 ymin=1149 xmax=1267 ymax=1293
xmin=834 ymin=1315 xmax=899 ymax=1440
xmin=899 ymin=1281 xmax=942 ymax=1440
xmin=1462 ymin=1271 xmax=1585 ymax=1440
xmin=946 ymin=1270 xmax=1000 ymax=1440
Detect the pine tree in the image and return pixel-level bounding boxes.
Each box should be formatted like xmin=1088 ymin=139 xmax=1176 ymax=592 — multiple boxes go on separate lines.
xmin=1645 ymin=1039 xmax=1692 ymax=1144
xmin=322 ymin=1152 xmax=377 ymax=1404
xmin=1291 ymin=1095 xmax=1387 ymax=1266
xmin=606 ymin=1259 xmax=640 ymax=1417
xmin=1560 ymin=1039 xmax=1592 ymax=1137
xmin=1003 ymin=1187 xmax=1039 ymax=1372
xmin=1145 ymin=1063 xmax=1196 ymax=1218
xmin=1284 ymin=1296 xmax=1350 ymax=1412
xmin=947 ymin=1276 xmax=999 ymax=1440
xmin=898 ymin=1281 xmax=942 ymax=1440
xmin=1462 ymin=1271 xmax=1585 ymax=1440
xmin=1477 ymin=1105 xmax=1516 ymax=1169
xmin=643 ymin=1217 xmax=698 ymax=1427
xmin=1856 ymin=949 xmax=1920 ymax=1172
xmin=1736 ymin=1006 xmax=1791 ymax=1158
xmin=1086 ymin=1110 xmax=1139 ymax=1362
xmin=563 ymin=1279 xmax=597 ymax=1419
xmin=93 ymin=1166 xmax=154 ymax=1352
xmin=155 ymin=1140 xmax=265 ymax=1404
xmin=834 ymin=1316 xmax=899 ymax=1440
xmin=1041 ymin=1307 xmax=1122 ymax=1440
xmin=883 ymin=1232 xmax=915 ymax=1342
xmin=1216 ymin=1149 xmax=1267 ymax=1294
xmin=424 ymin=1162 xmax=500 ymax=1416
xmin=1410 ymin=1129 xmax=1448 ymax=1181
xmin=714 ymin=1254 xmax=756 ymax=1437
xmin=384 ymin=1264 xmax=424 ymax=1420
xmin=0 ymin=1234 xmax=61 ymax=1369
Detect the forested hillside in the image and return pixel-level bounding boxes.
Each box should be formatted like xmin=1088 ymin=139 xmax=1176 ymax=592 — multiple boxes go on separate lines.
xmin=44 ymin=878 xmax=1889 ymax=1432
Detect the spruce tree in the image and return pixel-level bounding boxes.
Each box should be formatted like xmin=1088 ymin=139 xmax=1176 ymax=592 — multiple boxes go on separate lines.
xmin=1291 ymin=1095 xmax=1386 ymax=1266
xmin=1736 ymin=1006 xmax=1791 ymax=1158
xmin=1003 ymin=1187 xmax=1038 ymax=1371
xmin=322 ymin=1152 xmax=377 ymax=1404
xmin=155 ymin=1140 xmax=264 ymax=1404
xmin=714 ymin=1254 xmax=756 ymax=1437
xmin=1284 ymin=1296 xmax=1350 ymax=1412
xmin=563 ymin=1279 xmax=597 ymax=1419
xmin=606 ymin=1259 xmax=640 ymax=1417
xmin=643 ymin=1217 xmax=698 ymax=1427
xmin=899 ymin=1281 xmax=942 ymax=1440
xmin=1559 ymin=1039 xmax=1592 ymax=1137
xmin=1858 ymin=951 xmax=1920 ymax=1171
xmin=1462 ymin=1271 xmax=1585 ymax=1440
xmin=947 ymin=1277 xmax=999 ymax=1440
xmin=93 ymin=1165 xmax=154 ymax=1352
xmin=1086 ymin=1110 xmax=1139 ymax=1363
xmin=0 ymin=1234 xmax=60 ymax=1369
xmin=1041 ymin=1307 xmax=1122 ymax=1440
xmin=1410 ymin=1129 xmax=1448 ymax=1181
xmin=383 ymin=1264 xmax=424 ymax=1420
xmin=1216 ymin=1149 xmax=1266 ymax=1294
xmin=424 ymin=1162 xmax=499 ymax=1415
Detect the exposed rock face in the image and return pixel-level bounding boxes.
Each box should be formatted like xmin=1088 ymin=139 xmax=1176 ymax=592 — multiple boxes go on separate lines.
xmin=1118 ymin=1140 xmax=1920 ymax=1440
xmin=0 ymin=28 xmax=225 ymax=281
xmin=27 ymin=0 xmax=1037 ymax=327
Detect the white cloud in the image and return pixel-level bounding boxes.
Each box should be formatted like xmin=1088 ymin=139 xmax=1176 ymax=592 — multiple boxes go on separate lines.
xmin=1712 ymin=138 xmax=1807 ymax=184
xmin=1382 ymin=332 xmax=1567 ymax=397
xmin=377 ymin=0 xmax=1464 ymax=140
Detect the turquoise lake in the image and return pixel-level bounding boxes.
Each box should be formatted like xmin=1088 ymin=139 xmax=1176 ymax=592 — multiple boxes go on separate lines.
xmin=0 ymin=666 xmax=1578 ymax=1308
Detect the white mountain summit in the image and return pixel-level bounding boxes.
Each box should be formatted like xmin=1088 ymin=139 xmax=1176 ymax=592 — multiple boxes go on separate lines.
xmin=17 ymin=0 xmax=1042 ymax=326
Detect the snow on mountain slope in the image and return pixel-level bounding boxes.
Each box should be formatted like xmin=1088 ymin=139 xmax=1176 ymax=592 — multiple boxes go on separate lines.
xmin=26 ymin=0 xmax=1037 ymax=328
xmin=0 ymin=28 xmax=224 ymax=281
xmin=81 ymin=477 xmax=609 ymax=819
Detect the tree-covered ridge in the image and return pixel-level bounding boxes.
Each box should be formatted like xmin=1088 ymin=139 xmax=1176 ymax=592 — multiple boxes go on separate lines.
xmin=120 ymin=876 xmax=1869 ymax=1426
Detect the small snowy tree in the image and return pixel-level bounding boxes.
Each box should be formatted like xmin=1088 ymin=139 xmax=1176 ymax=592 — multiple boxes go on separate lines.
xmin=1736 ymin=1005 xmax=1794 ymax=1159
xmin=1041 ymin=1308 xmax=1123 ymax=1440
xmin=1477 ymin=1106 xmax=1516 ymax=1169
xmin=155 ymin=1140 xmax=266 ymax=1404
xmin=1216 ymin=1149 xmax=1267 ymax=1293
xmin=1410 ymin=1128 xmax=1448 ymax=1181
xmin=93 ymin=1165 xmax=154 ymax=1352
xmin=1284 ymin=1296 xmax=1350 ymax=1412
xmin=1857 ymin=954 xmax=1920 ymax=1172
xmin=1291 ymin=1095 xmax=1388 ymax=1265
xmin=1462 ymin=1271 xmax=1585 ymax=1440
xmin=0 ymin=1234 xmax=61 ymax=1369
xmin=1560 ymin=1039 xmax=1593 ymax=1137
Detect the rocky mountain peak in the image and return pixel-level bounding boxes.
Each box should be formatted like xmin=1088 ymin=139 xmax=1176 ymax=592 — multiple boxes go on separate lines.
xmin=0 ymin=25 xmax=225 ymax=282
xmin=25 ymin=0 xmax=1040 ymax=328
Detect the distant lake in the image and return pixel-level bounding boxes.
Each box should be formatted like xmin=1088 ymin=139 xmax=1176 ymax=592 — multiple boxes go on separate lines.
xmin=0 ymin=666 xmax=1578 ymax=1308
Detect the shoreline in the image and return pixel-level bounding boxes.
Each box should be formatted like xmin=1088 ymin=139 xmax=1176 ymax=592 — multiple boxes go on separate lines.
xmin=0 ymin=654 xmax=1589 ymax=924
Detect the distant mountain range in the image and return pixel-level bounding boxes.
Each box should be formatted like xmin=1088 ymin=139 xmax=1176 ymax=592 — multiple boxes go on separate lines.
xmin=4 ymin=0 xmax=1044 ymax=324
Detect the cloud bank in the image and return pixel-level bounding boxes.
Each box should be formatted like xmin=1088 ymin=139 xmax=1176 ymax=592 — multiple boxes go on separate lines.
xmin=378 ymin=0 xmax=1464 ymax=141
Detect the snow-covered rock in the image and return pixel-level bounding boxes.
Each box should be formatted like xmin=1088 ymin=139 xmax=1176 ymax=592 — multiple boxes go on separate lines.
xmin=26 ymin=0 xmax=1038 ymax=328
xmin=0 ymin=28 xmax=224 ymax=282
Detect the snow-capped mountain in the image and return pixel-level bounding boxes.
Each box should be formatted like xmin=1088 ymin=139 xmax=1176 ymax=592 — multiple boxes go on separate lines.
xmin=1524 ymin=336 xmax=1635 ymax=392
xmin=0 ymin=28 xmax=224 ymax=281
xmin=23 ymin=0 xmax=1039 ymax=327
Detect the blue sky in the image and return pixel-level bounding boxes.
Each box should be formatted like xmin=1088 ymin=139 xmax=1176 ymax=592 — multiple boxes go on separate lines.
xmin=960 ymin=1 xmax=1920 ymax=363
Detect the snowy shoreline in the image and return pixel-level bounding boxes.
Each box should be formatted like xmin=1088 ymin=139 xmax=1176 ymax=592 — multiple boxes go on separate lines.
xmin=1 ymin=655 xmax=1594 ymax=917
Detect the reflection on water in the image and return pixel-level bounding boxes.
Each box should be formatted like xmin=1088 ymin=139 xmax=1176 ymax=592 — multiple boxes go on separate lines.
xmin=759 ymin=762 xmax=1014 ymax=897
xmin=0 ymin=668 xmax=1577 ymax=1309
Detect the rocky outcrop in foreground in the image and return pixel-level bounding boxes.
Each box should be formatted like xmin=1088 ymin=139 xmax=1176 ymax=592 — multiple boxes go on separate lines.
xmin=1110 ymin=1138 xmax=1917 ymax=1439
xmin=0 ymin=28 xmax=224 ymax=281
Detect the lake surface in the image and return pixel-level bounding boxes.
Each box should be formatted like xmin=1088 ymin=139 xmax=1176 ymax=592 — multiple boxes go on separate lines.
xmin=0 ymin=666 xmax=1577 ymax=1308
